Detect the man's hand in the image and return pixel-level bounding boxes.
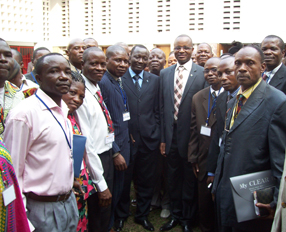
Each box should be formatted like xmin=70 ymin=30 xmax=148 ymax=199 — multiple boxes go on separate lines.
xmin=73 ymin=180 xmax=85 ymax=196
xmin=192 ymin=163 xmax=199 ymax=178
xmin=113 ymin=154 xmax=127 ymax=171
xmin=256 ymin=203 xmax=275 ymax=220
xmin=207 ymin=176 xmax=214 ymax=186
xmin=160 ymin=143 xmax=166 ymax=157
xmin=98 ymin=188 xmax=112 ymax=207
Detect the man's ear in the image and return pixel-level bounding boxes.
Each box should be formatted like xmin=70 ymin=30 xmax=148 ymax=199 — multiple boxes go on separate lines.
xmin=35 ymin=73 xmax=42 ymax=86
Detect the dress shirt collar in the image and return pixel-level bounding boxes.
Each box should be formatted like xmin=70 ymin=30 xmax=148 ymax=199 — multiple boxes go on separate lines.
xmin=81 ymin=74 xmax=100 ymax=95
xmin=129 ymin=67 xmax=144 ymax=79
xmin=228 ymin=86 xmax=241 ymax=99
xmin=210 ymin=86 xmax=224 ymax=97
xmin=107 ymin=70 xmax=120 ymax=81
xmin=175 ymin=59 xmax=193 ymax=73
xmin=36 ymin=88 xmax=69 ymax=115
xmin=236 ymin=78 xmax=262 ymax=100
xmin=265 ymin=62 xmax=282 ymax=76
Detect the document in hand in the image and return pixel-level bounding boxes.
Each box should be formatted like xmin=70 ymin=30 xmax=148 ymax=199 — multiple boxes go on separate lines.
xmin=73 ymin=134 xmax=87 ymax=178
xmin=229 ymin=170 xmax=275 ymax=223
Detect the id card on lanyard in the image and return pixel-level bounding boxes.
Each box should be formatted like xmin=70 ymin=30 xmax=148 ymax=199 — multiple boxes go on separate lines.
xmin=117 ymin=81 xmax=130 ymax=121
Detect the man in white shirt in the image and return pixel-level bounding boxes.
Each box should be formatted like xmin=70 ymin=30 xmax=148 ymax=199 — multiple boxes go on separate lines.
xmin=261 ymin=35 xmax=286 ymax=94
xmin=77 ymin=47 xmax=121 ymax=232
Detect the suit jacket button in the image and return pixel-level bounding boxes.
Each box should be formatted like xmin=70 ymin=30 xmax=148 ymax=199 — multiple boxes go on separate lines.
xmin=282 ymin=202 xmax=286 ymax=208
xmin=138 ymin=99 xmax=141 ymax=102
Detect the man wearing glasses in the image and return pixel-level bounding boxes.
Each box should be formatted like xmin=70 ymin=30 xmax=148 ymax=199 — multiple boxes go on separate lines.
xmin=160 ymin=34 xmax=206 ymax=232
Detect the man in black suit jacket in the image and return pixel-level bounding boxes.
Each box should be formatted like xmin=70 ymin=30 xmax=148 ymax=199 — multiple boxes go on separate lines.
xmin=212 ymin=46 xmax=286 ymax=232
xmin=261 ymin=35 xmax=286 ymax=94
xmin=160 ymin=34 xmax=206 ymax=232
xmin=207 ymin=56 xmax=240 ymax=185
xmin=98 ymin=45 xmax=130 ymax=230
xmin=115 ymin=45 xmax=160 ymax=231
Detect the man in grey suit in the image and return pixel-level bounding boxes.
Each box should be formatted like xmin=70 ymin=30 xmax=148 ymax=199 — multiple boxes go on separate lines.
xmin=261 ymin=35 xmax=286 ymax=94
xmin=213 ymin=45 xmax=286 ymax=232
xmin=160 ymin=34 xmax=206 ymax=232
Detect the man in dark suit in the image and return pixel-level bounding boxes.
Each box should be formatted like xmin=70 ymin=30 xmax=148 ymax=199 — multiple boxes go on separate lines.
xmin=212 ymin=45 xmax=286 ymax=232
xmin=188 ymin=57 xmax=222 ymax=232
xmin=261 ymin=35 xmax=286 ymax=94
xmin=207 ymin=56 xmax=240 ymax=185
xmin=98 ymin=45 xmax=130 ymax=230
xmin=115 ymin=45 xmax=160 ymax=231
xmin=160 ymin=34 xmax=206 ymax=232
xmin=25 ymin=47 xmax=50 ymax=84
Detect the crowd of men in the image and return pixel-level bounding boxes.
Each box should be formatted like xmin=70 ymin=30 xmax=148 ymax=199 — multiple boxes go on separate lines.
xmin=0 ymin=33 xmax=286 ymax=232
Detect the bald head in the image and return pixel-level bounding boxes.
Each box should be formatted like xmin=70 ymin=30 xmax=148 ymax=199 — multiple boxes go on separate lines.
xmin=66 ymin=38 xmax=86 ymax=70
xmin=115 ymin=42 xmax=130 ymax=56
xmin=106 ymin=45 xmax=127 ymax=59
xmin=148 ymin=48 xmax=166 ymax=75
xmin=196 ymin=43 xmax=213 ymax=67
xmin=84 ymin=38 xmax=98 ymax=48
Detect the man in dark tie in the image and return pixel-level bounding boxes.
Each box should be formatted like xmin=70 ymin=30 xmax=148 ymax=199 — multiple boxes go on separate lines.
xmin=114 ymin=45 xmax=160 ymax=231
xmin=188 ymin=57 xmax=222 ymax=232
xmin=207 ymin=55 xmax=240 ymax=186
xmin=98 ymin=45 xmax=130 ymax=230
xmin=261 ymin=35 xmax=286 ymax=94
xmin=212 ymin=45 xmax=286 ymax=232
xmin=160 ymin=34 xmax=206 ymax=232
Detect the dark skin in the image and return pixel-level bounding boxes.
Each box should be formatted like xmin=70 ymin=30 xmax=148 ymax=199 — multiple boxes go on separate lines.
xmin=82 ymin=50 xmax=113 ymax=207
xmin=66 ymin=39 xmax=86 ymax=70
xmin=0 ymin=41 xmax=13 ymax=88
xmin=129 ymin=47 xmax=149 ymax=74
xmin=148 ymin=48 xmax=166 ymax=76
xmin=192 ymin=58 xmax=221 ymax=178
xmin=106 ymin=49 xmax=129 ymax=171
xmin=84 ymin=38 xmax=98 ymax=48
xmin=36 ymin=55 xmax=72 ymax=106
xmin=62 ymin=81 xmax=86 ymax=196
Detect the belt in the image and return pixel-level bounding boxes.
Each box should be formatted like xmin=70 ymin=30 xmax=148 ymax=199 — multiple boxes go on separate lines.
xmin=25 ymin=190 xmax=72 ymax=202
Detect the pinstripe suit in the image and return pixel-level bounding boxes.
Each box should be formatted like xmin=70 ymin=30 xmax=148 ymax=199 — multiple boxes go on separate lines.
xmin=98 ymin=71 xmax=130 ymax=229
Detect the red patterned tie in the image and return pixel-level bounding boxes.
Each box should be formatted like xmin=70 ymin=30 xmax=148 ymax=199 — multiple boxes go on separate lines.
xmin=174 ymin=66 xmax=184 ymax=120
xmin=234 ymin=94 xmax=245 ymax=120
xmin=262 ymin=73 xmax=268 ymax=82
xmin=96 ymin=90 xmax=114 ymax=133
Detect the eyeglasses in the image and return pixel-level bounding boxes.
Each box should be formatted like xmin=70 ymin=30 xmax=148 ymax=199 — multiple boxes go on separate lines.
xmin=203 ymin=68 xmax=217 ymax=74
xmin=174 ymin=46 xmax=192 ymax=51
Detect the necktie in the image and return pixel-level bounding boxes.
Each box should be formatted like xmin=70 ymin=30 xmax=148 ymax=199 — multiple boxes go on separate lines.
xmin=96 ymin=90 xmax=114 ymax=133
xmin=262 ymin=73 xmax=268 ymax=82
xmin=117 ymin=77 xmax=124 ymax=91
xmin=133 ymin=75 xmax=141 ymax=92
xmin=227 ymin=94 xmax=232 ymax=103
xmin=174 ymin=66 xmax=184 ymax=120
xmin=212 ymin=91 xmax=217 ymax=115
xmin=234 ymin=94 xmax=245 ymax=120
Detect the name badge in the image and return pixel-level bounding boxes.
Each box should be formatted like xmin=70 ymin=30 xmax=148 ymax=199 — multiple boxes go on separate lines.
xmin=3 ymin=185 xmax=16 ymax=206
xmin=105 ymin=132 xmax=115 ymax=144
xmin=219 ymin=137 xmax=223 ymax=147
xmin=200 ymin=126 xmax=211 ymax=137
xmin=123 ymin=112 xmax=130 ymax=121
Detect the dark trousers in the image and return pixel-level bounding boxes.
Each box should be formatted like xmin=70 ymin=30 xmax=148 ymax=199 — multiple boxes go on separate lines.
xmin=167 ymin=125 xmax=197 ymax=226
xmin=88 ymin=149 xmax=114 ymax=232
xmin=198 ymin=174 xmax=216 ymax=232
xmin=115 ymin=145 xmax=158 ymax=220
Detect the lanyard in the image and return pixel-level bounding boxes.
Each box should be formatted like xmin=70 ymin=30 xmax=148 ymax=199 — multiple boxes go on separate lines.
xmin=117 ymin=82 xmax=128 ymax=111
xmin=35 ymin=92 xmax=71 ymax=150
xmin=20 ymin=82 xmax=24 ymax=91
xmin=206 ymin=87 xmax=222 ymax=126
xmin=30 ymin=72 xmax=39 ymax=85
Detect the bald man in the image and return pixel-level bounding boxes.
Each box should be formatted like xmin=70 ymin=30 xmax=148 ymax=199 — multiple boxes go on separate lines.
xmin=115 ymin=42 xmax=130 ymax=57
xmin=196 ymin=43 xmax=213 ymax=67
xmin=84 ymin=38 xmax=98 ymax=48
xmin=148 ymin=48 xmax=166 ymax=76
xmin=66 ymin=38 xmax=86 ymax=72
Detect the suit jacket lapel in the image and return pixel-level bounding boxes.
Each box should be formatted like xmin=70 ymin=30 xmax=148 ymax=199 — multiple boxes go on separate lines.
xmin=168 ymin=66 xmax=176 ymax=104
xmin=180 ymin=64 xmax=197 ymax=105
xmin=228 ymin=81 xmax=265 ymax=133
xmin=106 ymin=72 xmax=121 ymax=95
xmin=269 ymin=65 xmax=284 ymax=88
xmin=140 ymin=72 xmax=149 ymax=97
xmin=122 ymin=71 xmax=139 ymax=97
xmin=202 ymin=88 xmax=209 ymax=118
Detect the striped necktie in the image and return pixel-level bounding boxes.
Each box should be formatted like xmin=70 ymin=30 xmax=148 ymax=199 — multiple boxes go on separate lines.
xmin=174 ymin=65 xmax=184 ymax=120
xmin=133 ymin=75 xmax=141 ymax=92
xmin=234 ymin=94 xmax=245 ymax=120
